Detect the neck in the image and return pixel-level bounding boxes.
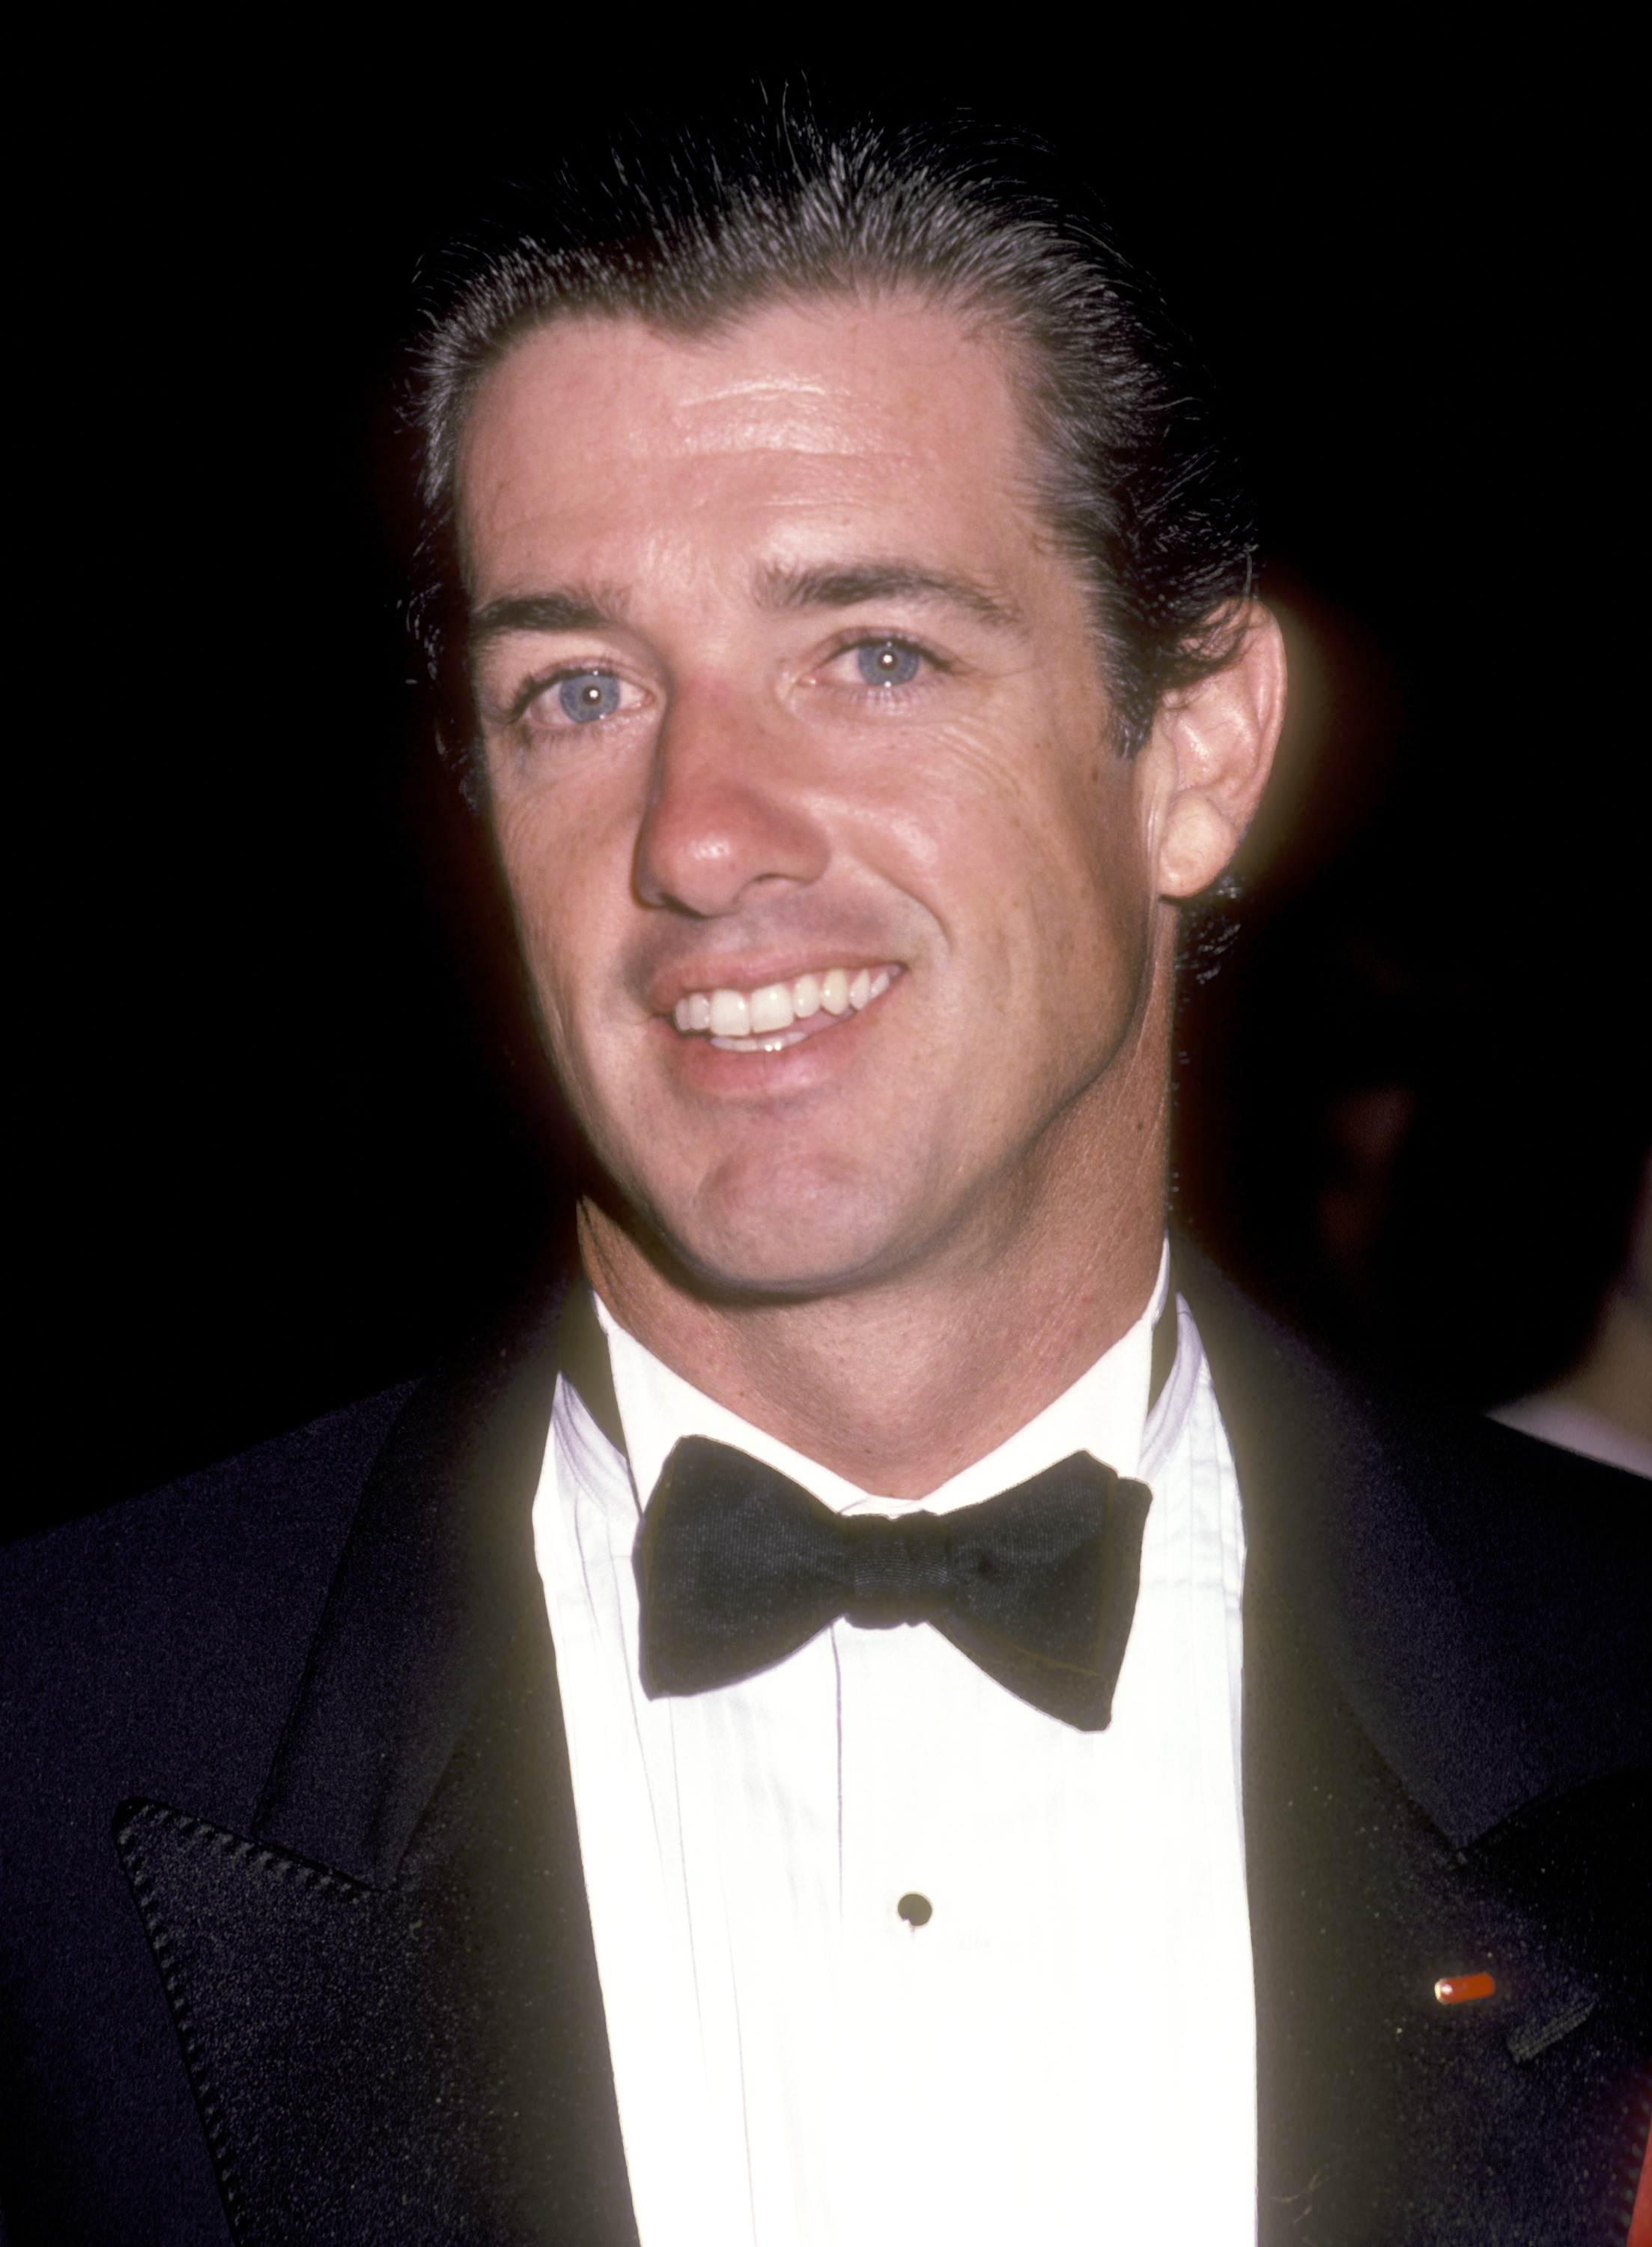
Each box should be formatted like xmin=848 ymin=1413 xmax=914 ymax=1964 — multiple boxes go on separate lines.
xmin=579 ymin=974 xmax=1173 ymax=1502
xmin=1556 ymin=1279 xmax=1652 ymax=1446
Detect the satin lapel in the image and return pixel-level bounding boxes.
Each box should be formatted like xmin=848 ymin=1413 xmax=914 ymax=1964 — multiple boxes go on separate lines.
xmin=1176 ymin=1246 xmax=1652 ymax=2245
xmin=1242 ymin=1558 xmax=1650 ymax=2246
xmin=114 ymin=1273 xmax=641 ymax=2247
xmin=252 ymin=1280 xmax=568 ymax=1882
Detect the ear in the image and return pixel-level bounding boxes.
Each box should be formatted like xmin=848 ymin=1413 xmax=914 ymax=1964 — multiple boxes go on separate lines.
xmin=1143 ymin=602 xmax=1287 ymax=899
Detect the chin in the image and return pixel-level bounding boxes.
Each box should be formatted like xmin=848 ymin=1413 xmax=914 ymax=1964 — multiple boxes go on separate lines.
xmin=639 ymin=1155 xmax=926 ymax=1303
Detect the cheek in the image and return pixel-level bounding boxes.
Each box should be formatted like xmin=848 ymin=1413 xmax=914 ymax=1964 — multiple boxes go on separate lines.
xmin=1012 ymin=765 xmax=1156 ymax=1040
xmin=849 ymin=721 xmax=1083 ymax=926
xmin=493 ymin=800 xmax=618 ymax=1040
xmin=1088 ymin=802 xmax=1156 ymax=961
xmin=1018 ymin=741 xmax=1152 ymax=941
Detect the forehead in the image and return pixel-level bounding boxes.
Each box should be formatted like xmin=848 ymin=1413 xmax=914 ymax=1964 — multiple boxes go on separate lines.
xmin=454 ymin=296 xmax=1045 ymax=598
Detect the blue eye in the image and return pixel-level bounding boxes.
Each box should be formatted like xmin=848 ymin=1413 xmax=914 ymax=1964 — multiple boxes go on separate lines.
xmin=557 ymin=671 xmax=622 ymax=723
xmin=855 ymin=640 xmax=922 ymax=688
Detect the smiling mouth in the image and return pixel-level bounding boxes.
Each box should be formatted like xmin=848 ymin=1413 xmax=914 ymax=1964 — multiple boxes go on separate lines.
xmin=671 ymin=965 xmax=899 ymax=1052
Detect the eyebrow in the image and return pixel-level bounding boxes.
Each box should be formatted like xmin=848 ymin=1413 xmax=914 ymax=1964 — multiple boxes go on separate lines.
xmin=468 ymin=587 xmax=623 ymax=659
xmin=466 ymin=558 xmax=1024 ymax=661
xmin=754 ymin=559 xmax=1024 ymax=632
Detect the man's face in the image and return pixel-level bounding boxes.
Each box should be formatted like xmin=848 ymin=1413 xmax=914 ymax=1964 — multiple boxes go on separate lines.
xmin=460 ymin=297 xmax=1164 ymax=1297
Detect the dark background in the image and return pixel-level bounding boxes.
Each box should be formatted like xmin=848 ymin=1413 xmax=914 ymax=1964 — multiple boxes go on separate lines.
xmin=15 ymin=46 xmax=1644 ymax=1539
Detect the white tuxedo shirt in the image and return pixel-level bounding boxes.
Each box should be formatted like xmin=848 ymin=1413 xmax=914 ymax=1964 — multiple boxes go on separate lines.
xmin=533 ymin=1250 xmax=1257 ymax=2247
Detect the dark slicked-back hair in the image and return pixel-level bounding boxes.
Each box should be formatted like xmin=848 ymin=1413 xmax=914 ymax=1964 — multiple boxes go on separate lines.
xmin=410 ymin=94 xmax=1257 ymax=772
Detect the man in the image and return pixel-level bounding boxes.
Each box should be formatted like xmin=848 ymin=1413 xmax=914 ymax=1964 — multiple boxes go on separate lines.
xmin=3 ymin=104 xmax=1648 ymax=2247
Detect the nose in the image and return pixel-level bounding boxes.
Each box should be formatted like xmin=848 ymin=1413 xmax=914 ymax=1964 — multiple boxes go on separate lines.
xmin=634 ymin=680 xmax=830 ymax=918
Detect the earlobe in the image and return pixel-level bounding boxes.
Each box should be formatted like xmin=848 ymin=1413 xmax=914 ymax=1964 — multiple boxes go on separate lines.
xmin=435 ymin=724 xmax=491 ymax=816
xmin=1151 ymin=603 xmax=1287 ymax=900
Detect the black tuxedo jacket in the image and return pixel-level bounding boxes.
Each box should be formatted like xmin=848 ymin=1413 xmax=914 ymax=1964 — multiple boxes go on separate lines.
xmin=3 ymin=1252 xmax=1649 ymax=2246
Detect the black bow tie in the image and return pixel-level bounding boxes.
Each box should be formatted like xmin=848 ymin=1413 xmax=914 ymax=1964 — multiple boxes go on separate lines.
xmin=635 ymin=1437 xmax=1153 ymax=1731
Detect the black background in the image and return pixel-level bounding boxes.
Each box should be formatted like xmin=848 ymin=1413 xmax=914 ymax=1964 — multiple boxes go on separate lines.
xmin=14 ymin=40 xmax=1645 ymax=1538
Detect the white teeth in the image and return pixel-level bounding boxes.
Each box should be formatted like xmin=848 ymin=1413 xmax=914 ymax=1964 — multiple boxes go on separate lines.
xmin=748 ymin=982 xmax=795 ymax=1034
xmin=708 ymin=989 xmax=750 ymax=1037
xmin=673 ymin=965 xmax=896 ymax=1039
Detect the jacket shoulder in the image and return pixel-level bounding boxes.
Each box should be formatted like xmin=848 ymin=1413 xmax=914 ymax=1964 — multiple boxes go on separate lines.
xmin=1 ymin=1380 xmax=417 ymax=1831
xmin=1176 ymin=1240 xmax=1651 ymax=1831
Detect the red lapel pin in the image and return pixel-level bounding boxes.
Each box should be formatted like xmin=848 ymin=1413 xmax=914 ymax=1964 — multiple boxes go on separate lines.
xmin=1434 ymin=1972 xmax=1495 ymax=2004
